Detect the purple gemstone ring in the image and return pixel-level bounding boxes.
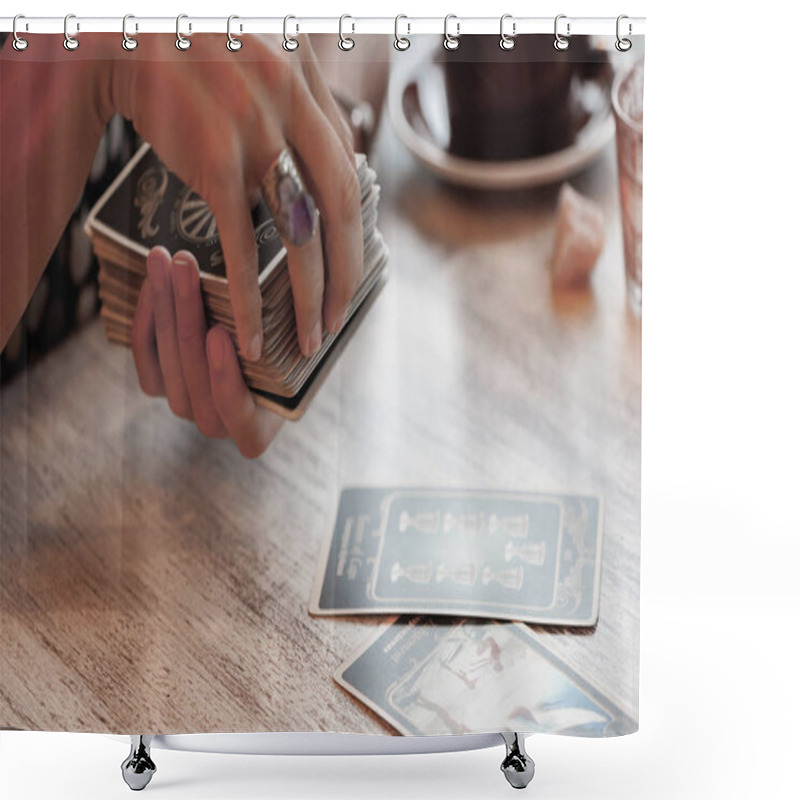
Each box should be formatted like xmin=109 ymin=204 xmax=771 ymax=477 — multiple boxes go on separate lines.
xmin=261 ymin=149 xmax=318 ymax=248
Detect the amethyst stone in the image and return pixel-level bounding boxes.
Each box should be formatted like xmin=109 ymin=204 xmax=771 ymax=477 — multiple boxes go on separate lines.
xmin=277 ymin=171 xmax=317 ymax=247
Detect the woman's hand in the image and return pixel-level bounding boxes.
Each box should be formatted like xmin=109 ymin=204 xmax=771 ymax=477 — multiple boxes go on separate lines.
xmin=112 ymin=34 xmax=363 ymax=361
xmin=133 ymin=247 xmax=282 ymax=459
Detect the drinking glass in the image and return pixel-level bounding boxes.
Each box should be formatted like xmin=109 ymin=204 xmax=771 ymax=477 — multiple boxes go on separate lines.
xmin=612 ymin=60 xmax=644 ymax=315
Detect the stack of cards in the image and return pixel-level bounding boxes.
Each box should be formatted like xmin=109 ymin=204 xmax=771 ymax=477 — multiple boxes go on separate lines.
xmin=85 ymin=144 xmax=389 ymax=419
xmin=311 ymin=487 xmax=630 ymax=736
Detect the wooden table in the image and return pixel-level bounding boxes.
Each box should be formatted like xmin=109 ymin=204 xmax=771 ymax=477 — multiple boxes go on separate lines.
xmin=0 ymin=121 xmax=640 ymax=735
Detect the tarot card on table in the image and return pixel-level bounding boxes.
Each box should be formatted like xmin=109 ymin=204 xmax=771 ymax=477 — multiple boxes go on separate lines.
xmin=310 ymin=487 xmax=604 ymax=627
xmin=335 ymin=615 xmax=635 ymax=736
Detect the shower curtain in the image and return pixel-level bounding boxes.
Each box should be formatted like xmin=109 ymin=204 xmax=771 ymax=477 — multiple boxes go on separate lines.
xmin=0 ymin=16 xmax=643 ymax=764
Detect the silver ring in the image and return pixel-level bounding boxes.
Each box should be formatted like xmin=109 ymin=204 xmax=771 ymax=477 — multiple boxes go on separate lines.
xmin=12 ymin=15 xmax=28 ymax=51
xmin=227 ymin=15 xmax=242 ymax=52
xmin=499 ymin=14 xmax=516 ymax=51
xmin=63 ymin=13 xmax=79 ymax=51
xmin=339 ymin=14 xmax=355 ymax=51
xmin=176 ymin=14 xmax=191 ymax=51
xmin=283 ymin=15 xmax=299 ymax=52
xmin=122 ymin=14 xmax=138 ymax=51
xmin=394 ymin=14 xmax=410 ymax=51
xmin=443 ymin=14 xmax=460 ymax=51
xmin=554 ymin=14 xmax=570 ymax=51
xmin=616 ymin=15 xmax=632 ymax=52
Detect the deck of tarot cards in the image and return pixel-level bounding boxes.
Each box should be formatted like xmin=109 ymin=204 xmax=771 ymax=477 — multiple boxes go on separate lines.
xmin=85 ymin=143 xmax=389 ymax=419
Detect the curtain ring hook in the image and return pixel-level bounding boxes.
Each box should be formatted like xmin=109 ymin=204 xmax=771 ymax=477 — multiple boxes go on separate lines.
xmin=616 ymin=15 xmax=632 ymax=52
xmin=176 ymin=14 xmax=191 ymax=51
xmin=283 ymin=15 xmax=299 ymax=51
xmin=122 ymin=14 xmax=138 ymax=51
xmin=12 ymin=15 xmax=29 ymax=51
xmin=339 ymin=14 xmax=355 ymax=51
xmin=394 ymin=14 xmax=410 ymax=51
xmin=227 ymin=15 xmax=243 ymax=51
xmin=499 ymin=14 xmax=516 ymax=51
xmin=554 ymin=14 xmax=570 ymax=51
xmin=443 ymin=14 xmax=460 ymax=51
xmin=64 ymin=13 xmax=79 ymax=51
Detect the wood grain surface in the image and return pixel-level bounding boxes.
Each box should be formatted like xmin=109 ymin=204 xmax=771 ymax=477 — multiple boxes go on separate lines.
xmin=0 ymin=119 xmax=640 ymax=734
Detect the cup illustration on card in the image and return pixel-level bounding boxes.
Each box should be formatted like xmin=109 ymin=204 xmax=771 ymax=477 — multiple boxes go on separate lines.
xmin=443 ymin=511 xmax=484 ymax=535
xmin=435 ymin=563 xmax=478 ymax=586
xmin=504 ymin=540 xmax=546 ymax=566
xmin=488 ymin=513 xmax=530 ymax=539
xmin=399 ymin=509 xmax=440 ymax=535
xmin=391 ymin=562 xmax=433 ymax=585
xmin=482 ymin=565 xmax=525 ymax=591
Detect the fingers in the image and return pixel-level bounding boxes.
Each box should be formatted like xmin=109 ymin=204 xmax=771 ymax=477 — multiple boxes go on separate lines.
xmin=171 ymin=251 xmax=227 ymax=439
xmin=285 ymin=222 xmax=325 ymax=358
xmin=146 ymin=246 xmax=193 ymax=420
xmin=257 ymin=142 xmax=325 ymax=358
xmin=206 ymin=326 xmax=283 ymax=459
xmin=283 ymin=105 xmax=363 ymax=337
xmin=139 ymin=249 xmax=279 ymax=458
xmin=300 ymin=53 xmax=356 ymax=163
xmin=208 ymin=168 xmax=263 ymax=361
xmin=131 ymin=278 xmax=165 ymax=397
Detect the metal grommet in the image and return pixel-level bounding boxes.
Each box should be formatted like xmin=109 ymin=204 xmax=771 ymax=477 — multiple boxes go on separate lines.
xmin=227 ymin=15 xmax=242 ymax=51
xmin=283 ymin=15 xmax=299 ymax=52
xmin=122 ymin=14 xmax=138 ymax=51
xmin=554 ymin=14 xmax=570 ymax=51
xmin=176 ymin=14 xmax=191 ymax=51
xmin=394 ymin=14 xmax=410 ymax=51
xmin=443 ymin=14 xmax=460 ymax=51
xmin=499 ymin=14 xmax=516 ymax=51
xmin=616 ymin=14 xmax=632 ymax=52
xmin=63 ymin=13 xmax=79 ymax=51
xmin=339 ymin=14 xmax=355 ymax=51
xmin=12 ymin=15 xmax=29 ymax=51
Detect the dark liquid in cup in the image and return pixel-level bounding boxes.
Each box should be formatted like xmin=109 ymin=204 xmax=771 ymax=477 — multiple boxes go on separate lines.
xmin=441 ymin=35 xmax=611 ymax=162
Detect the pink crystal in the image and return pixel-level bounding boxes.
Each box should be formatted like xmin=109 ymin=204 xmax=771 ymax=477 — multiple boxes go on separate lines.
xmin=550 ymin=184 xmax=605 ymax=290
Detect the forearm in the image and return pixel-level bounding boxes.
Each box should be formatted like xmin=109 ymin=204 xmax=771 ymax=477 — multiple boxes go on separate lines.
xmin=0 ymin=35 xmax=116 ymax=349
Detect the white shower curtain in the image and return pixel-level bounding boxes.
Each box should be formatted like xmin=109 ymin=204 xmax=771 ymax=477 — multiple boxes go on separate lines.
xmin=0 ymin=16 xmax=643 ymax=757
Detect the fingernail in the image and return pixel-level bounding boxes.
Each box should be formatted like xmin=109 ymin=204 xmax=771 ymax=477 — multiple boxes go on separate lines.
xmin=246 ymin=332 xmax=262 ymax=361
xmin=331 ymin=315 xmax=345 ymax=336
xmin=307 ymin=321 xmax=322 ymax=356
xmin=147 ymin=253 xmax=167 ymax=293
xmin=208 ymin=331 xmax=226 ymax=371
xmin=172 ymin=256 xmax=194 ymax=299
